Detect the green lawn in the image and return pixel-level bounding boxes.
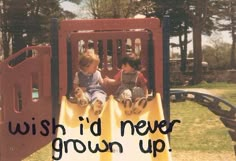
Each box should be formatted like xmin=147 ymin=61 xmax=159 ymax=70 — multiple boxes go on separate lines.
xmin=170 ymin=82 xmax=236 ymax=160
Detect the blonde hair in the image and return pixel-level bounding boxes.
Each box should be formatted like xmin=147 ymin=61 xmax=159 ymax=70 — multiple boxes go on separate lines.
xmin=79 ymin=50 xmax=100 ymax=70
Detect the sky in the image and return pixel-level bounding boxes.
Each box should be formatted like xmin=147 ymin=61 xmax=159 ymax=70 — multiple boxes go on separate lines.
xmin=60 ymin=0 xmax=91 ymax=19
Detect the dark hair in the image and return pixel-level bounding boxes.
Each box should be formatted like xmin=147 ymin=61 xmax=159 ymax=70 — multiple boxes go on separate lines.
xmin=121 ymin=54 xmax=141 ymax=70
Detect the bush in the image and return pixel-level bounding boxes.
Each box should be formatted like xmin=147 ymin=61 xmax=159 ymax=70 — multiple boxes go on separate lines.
xmin=202 ymin=43 xmax=231 ymax=70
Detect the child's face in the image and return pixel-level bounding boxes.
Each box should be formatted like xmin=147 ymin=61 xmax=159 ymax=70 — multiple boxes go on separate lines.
xmin=83 ymin=61 xmax=98 ymax=74
xmin=122 ymin=63 xmax=135 ymax=73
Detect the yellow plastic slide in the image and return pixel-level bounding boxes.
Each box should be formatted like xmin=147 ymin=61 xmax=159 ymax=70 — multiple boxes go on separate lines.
xmin=54 ymin=94 xmax=172 ymax=161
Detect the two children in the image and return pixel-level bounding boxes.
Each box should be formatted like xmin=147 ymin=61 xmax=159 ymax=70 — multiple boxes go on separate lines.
xmin=73 ymin=50 xmax=148 ymax=115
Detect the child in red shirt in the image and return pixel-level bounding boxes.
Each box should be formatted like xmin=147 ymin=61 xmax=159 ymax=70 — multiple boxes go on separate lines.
xmin=104 ymin=54 xmax=148 ymax=114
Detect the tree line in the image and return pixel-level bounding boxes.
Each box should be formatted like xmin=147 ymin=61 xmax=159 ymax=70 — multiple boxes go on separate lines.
xmin=0 ymin=0 xmax=235 ymax=84
xmin=0 ymin=0 xmax=81 ymax=58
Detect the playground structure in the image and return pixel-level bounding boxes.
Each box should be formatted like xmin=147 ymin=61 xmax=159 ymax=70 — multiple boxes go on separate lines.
xmin=0 ymin=18 xmax=171 ymax=161
xmin=0 ymin=17 xmax=235 ymax=161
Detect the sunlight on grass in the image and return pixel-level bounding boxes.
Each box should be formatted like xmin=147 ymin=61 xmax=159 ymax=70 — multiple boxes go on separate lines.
xmin=170 ymin=101 xmax=234 ymax=152
xmin=186 ymin=82 xmax=236 ymax=89
xmin=23 ymin=143 xmax=52 ymax=161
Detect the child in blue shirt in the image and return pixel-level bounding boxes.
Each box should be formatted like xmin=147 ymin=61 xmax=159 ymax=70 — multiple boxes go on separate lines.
xmin=73 ymin=50 xmax=107 ymax=115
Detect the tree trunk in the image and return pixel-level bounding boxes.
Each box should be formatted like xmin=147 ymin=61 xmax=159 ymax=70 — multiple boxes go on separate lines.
xmin=191 ymin=0 xmax=205 ymax=84
xmin=192 ymin=21 xmax=202 ymax=84
xmin=112 ymin=0 xmax=120 ymax=18
xmin=2 ymin=31 xmax=10 ymax=59
xmin=230 ymin=1 xmax=236 ymax=69
xmin=1 ymin=0 xmax=10 ymax=59
xmin=180 ymin=21 xmax=188 ymax=72
xmin=231 ymin=35 xmax=235 ymax=69
xmin=12 ymin=33 xmax=26 ymax=53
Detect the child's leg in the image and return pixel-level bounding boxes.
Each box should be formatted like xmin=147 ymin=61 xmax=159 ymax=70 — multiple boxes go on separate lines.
xmin=119 ymin=89 xmax=133 ymax=115
xmin=119 ymin=89 xmax=132 ymax=101
xmin=91 ymin=90 xmax=107 ymax=115
xmin=74 ymin=87 xmax=89 ymax=107
xmin=132 ymin=87 xmax=147 ymax=114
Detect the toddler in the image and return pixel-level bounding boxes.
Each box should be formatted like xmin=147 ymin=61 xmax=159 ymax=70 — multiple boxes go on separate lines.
xmin=104 ymin=54 xmax=148 ymax=114
xmin=73 ymin=50 xmax=107 ymax=115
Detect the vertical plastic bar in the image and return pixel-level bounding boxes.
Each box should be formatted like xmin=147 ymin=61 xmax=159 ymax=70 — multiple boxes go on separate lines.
xmin=112 ymin=39 xmax=117 ymax=69
xmin=94 ymin=39 xmax=98 ymax=54
xmin=162 ymin=15 xmax=170 ymax=124
xmin=107 ymin=39 xmax=113 ymax=70
xmin=66 ymin=38 xmax=73 ymax=98
xmin=98 ymin=40 xmax=103 ymax=69
xmin=147 ymin=33 xmax=155 ymax=94
xmin=121 ymin=38 xmax=126 ymax=57
xmin=0 ymin=94 xmax=3 ymax=123
xmin=103 ymin=40 xmax=108 ymax=69
xmin=51 ymin=18 xmax=60 ymax=118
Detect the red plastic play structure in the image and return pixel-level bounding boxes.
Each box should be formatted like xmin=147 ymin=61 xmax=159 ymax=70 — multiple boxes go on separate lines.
xmin=0 ymin=18 xmax=167 ymax=161
xmin=0 ymin=46 xmax=52 ymax=160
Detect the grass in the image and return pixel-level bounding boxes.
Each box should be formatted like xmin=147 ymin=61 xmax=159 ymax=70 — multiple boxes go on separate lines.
xmin=170 ymin=102 xmax=234 ymax=151
xmin=23 ymin=143 xmax=51 ymax=161
xmin=170 ymin=82 xmax=236 ymax=160
xmin=185 ymin=82 xmax=236 ymax=89
xmin=23 ymin=82 xmax=236 ymax=161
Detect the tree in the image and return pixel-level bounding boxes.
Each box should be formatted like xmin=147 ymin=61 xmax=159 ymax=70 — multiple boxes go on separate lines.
xmin=231 ymin=2 xmax=236 ymax=69
xmin=6 ymin=0 xmax=27 ymax=53
xmin=138 ymin=0 xmax=192 ymax=72
xmin=182 ymin=0 xmax=221 ymax=84
xmin=0 ymin=0 xmax=78 ymax=58
xmin=86 ymin=0 xmax=139 ymax=18
xmin=187 ymin=0 xmax=205 ymax=84
xmin=147 ymin=0 xmax=217 ymax=84
xmin=0 ymin=0 xmax=11 ymax=58
xmin=215 ymin=0 xmax=236 ymax=69
xmin=232 ymin=2 xmax=236 ymax=69
xmin=203 ymin=38 xmax=231 ymax=70
xmin=139 ymin=0 xmax=218 ymax=84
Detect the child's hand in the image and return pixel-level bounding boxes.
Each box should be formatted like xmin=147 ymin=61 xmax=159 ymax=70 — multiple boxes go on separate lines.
xmin=103 ymin=76 xmax=110 ymax=85
xmin=103 ymin=76 xmax=119 ymax=86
